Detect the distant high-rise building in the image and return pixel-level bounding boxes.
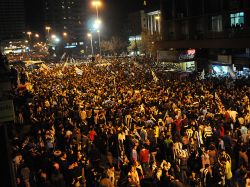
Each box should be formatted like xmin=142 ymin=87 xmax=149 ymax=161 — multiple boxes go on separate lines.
xmin=44 ymin=0 xmax=87 ymax=41
xmin=0 ymin=0 xmax=25 ymax=41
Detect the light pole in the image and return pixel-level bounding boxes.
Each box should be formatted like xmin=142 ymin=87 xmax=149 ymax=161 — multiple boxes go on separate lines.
xmin=27 ymin=32 xmax=32 ymax=49
xmin=45 ymin=26 xmax=51 ymax=42
xmin=45 ymin=26 xmax=51 ymax=36
xmin=87 ymin=33 xmax=94 ymax=56
xmin=27 ymin=31 xmax=32 ymax=40
xmin=155 ymin=14 xmax=161 ymax=39
xmin=92 ymin=0 xmax=102 ymax=55
xmin=97 ymin=30 xmax=101 ymax=55
xmin=94 ymin=19 xmax=102 ymax=55
xmin=92 ymin=0 xmax=101 ymax=19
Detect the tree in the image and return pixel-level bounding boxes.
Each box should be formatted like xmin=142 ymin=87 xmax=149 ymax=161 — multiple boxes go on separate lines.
xmin=100 ymin=37 xmax=127 ymax=55
xmin=127 ymin=31 xmax=159 ymax=57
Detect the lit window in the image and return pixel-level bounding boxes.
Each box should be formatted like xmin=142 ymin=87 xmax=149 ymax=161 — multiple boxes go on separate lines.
xmin=230 ymin=12 xmax=244 ymax=26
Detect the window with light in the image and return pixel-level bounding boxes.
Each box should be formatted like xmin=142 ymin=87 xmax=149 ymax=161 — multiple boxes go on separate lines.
xmin=230 ymin=12 xmax=244 ymax=26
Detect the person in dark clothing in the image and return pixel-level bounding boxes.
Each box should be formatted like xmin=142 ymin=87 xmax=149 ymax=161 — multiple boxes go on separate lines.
xmin=50 ymin=163 xmax=66 ymax=187
xmin=201 ymin=164 xmax=213 ymax=187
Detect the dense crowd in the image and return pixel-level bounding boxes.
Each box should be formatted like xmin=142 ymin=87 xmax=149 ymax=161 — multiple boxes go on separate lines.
xmin=10 ymin=58 xmax=250 ymax=187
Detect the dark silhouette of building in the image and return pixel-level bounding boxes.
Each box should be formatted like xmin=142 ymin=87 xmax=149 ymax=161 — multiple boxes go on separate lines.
xmin=159 ymin=0 xmax=250 ymax=71
xmin=0 ymin=0 xmax=25 ymax=41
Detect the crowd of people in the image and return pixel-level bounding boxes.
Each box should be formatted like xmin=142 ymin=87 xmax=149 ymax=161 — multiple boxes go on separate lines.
xmin=10 ymin=57 xmax=250 ymax=187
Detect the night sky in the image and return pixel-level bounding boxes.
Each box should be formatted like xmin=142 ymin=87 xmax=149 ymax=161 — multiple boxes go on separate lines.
xmin=24 ymin=0 xmax=160 ymax=39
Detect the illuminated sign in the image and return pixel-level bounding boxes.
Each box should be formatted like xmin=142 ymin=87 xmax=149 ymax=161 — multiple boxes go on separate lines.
xmin=129 ymin=36 xmax=141 ymax=41
xmin=158 ymin=49 xmax=196 ymax=62
xmin=179 ymin=49 xmax=196 ymax=61
xmin=64 ymin=45 xmax=76 ymax=49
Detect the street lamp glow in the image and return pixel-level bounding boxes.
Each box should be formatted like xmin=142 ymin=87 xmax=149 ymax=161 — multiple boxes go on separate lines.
xmin=95 ymin=19 xmax=101 ymax=25
xmin=55 ymin=37 xmax=60 ymax=42
xmin=51 ymin=34 xmax=56 ymax=39
xmin=27 ymin=31 xmax=32 ymax=36
xmin=63 ymin=32 xmax=68 ymax=37
xmin=35 ymin=34 xmax=39 ymax=38
xmin=45 ymin=26 xmax=51 ymax=30
xmin=92 ymin=0 xmax=101 ymax=7
xmin=93 ymin=19 xmax=102 ymax=30
xmin=155 ymin=15 xmax=160 ymax=20
xmin=92 ymin=0 xmax=101 ymax=19
xmin=87 ymin=33 xmax=94 ymax=55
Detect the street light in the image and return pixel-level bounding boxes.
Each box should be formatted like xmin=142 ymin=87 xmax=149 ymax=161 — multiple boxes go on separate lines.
xmin=27 ymin=31 xmax=32 ymax=40
xmin=51 ymin=34 xmax=56 ymax=39
xmin=93 ymin=19 xmax=101 ymax=30
xmin=155 ymin=15 xmax=160 ymax=20
xmin=45 ymin=26 xmax=51 ymax=34
xmin=155 ymin=14 xmax=161 ymax=34
xmin=35 ymin=34 xmax=39 ymax=38
xmin=92 ymin=0 xmax=101 ymax=19
xmin=51 ymin=34 xmax=60 ymax=43
xmin=92 ymin=1 xmax=102 ymax=56
xmin=87 ymin=33 xmax=94 ymax=56
xmin=93 ymin=19 xmax=102 ymax=55
xmin=63 ymin=32 xmax=68 ymax=37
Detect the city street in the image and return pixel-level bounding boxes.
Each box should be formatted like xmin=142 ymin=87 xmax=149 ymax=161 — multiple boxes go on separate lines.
xmin=1 ymin=0 xmax=250 ymax=187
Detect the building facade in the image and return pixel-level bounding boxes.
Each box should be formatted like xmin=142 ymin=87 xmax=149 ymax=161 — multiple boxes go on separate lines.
xmin=0 ymin=0 xmax=25 ymax=41
xmin=44 ymin=0 xmax=87 ymax=41
xmin=160 ymin=0 xmax=250 ymax=72
xmin=127 ymin=10 xmax=162 ymax=55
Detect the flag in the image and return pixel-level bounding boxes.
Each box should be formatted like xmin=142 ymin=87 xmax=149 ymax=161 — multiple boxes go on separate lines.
xmin=57 ymin=70 xmax=63 ymax=77
xmin=60 ymin=52 xmax=66 ymax=61
xmin=40 ymin=63 xmax=49 ymax=71
xmin=228 ymin=67 xmax=236 ymax=79
xmin=215 ymin=92 xmax=219 ymax=101
xmin=151 ymin=70 xmax=159 ymax=83
xmin=62 ymin=57 xmax=68 ymax=71
xmin=200 ymin=69 xmax=205 ymax=80
xmin=75 ymin=67 xmax=83 ymax=75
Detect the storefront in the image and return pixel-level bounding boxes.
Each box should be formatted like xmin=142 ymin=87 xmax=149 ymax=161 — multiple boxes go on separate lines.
xmin=209 ymin=55 xmax=235 ymax=77
xmin=232 ymin=55 xmax=250 ymax=77
xmin=157 ymin=49 xmax=196 ymax=72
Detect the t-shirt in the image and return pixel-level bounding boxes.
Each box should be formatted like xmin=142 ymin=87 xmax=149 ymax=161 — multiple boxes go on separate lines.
xmin=88 ymin=130 xmax=96 ymax=141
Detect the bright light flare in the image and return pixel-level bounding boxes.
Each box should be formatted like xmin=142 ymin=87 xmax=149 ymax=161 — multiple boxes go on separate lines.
xmin=92 ymin=0 xmax=101 ymax=7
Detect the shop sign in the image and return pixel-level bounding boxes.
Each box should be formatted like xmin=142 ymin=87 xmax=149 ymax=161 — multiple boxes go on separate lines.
xmin=158 ymin=49 xmax=196 ymax=62
xmin=179 ymin=49 xmax=196 ymax=61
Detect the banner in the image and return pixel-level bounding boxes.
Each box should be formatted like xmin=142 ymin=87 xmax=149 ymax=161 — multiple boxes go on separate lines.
xmin=151 ymin=70 xmax=159 ymax=83
xmin=200 ymin=69 xmax=205 ymax=80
